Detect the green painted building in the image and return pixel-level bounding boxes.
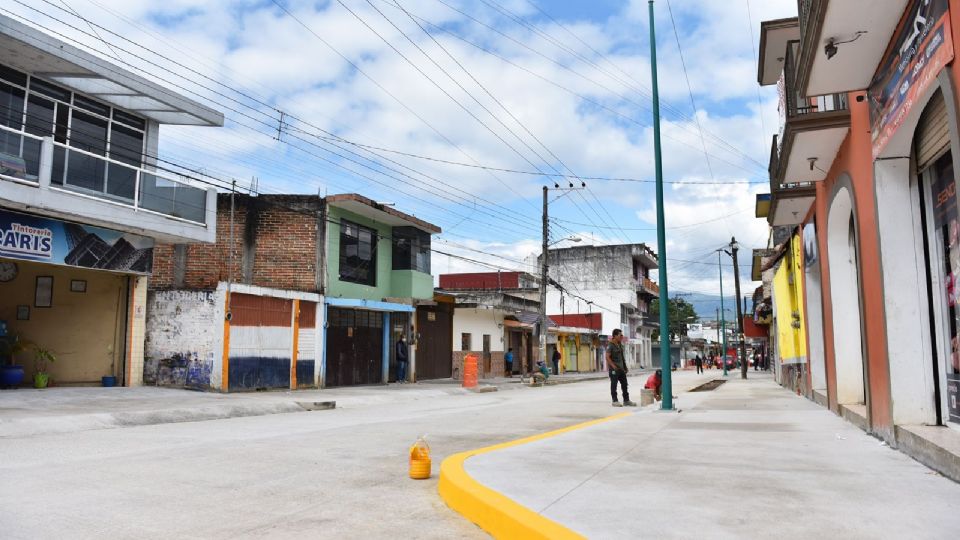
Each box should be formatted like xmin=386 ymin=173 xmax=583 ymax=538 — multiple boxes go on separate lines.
xmin=322 ymin=194 xmax=441 ymax=387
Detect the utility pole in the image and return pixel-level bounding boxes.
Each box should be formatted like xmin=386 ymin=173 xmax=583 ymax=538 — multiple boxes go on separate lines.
xmin=717 ymin=249 xmax=728 ymax=377
xmin=539 ymin=186 xmax=549 ymax=373
xmin=648 ymin=0 xmax=673 ymax=410
xmin=539 ymin=184 xmax=584 ymax=374
xmin=730 ymin=237 xmax=747 ymax=379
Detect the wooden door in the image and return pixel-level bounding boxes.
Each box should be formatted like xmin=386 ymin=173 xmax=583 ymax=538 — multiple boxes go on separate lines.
xmin=415 ymin=303 xmax=453 ymax=379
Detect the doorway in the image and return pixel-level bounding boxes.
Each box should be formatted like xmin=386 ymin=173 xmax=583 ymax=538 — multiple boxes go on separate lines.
xmin=827 ymin=184 xmax=867 ymax=406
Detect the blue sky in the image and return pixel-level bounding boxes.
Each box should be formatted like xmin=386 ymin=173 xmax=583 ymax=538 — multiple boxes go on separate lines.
xmin=7 ymin=0 xmax=799 ymax=316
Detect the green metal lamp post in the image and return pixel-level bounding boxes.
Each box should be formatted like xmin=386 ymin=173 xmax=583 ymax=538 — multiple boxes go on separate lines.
xmin=648 ymin=0 xmax=673 ymax=411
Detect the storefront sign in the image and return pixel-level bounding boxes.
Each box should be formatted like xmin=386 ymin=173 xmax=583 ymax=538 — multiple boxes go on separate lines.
xmin=869 ymin=0 xmax=953 ymax=158
xmin=0 ymin=208 xmax=153 ymax=274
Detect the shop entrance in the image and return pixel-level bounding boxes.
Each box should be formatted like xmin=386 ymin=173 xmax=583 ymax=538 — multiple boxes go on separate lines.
xmin=0 ymin=258 xmax=128 ymax=385
xmin=919 ymin=152 xmax=960 ymax=427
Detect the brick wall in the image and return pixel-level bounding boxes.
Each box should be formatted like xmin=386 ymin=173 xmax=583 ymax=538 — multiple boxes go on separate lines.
xmin=251 ymin=196 xmax=318 ymax=291
xmin=151 ymin=194 xmax=319 ymax=293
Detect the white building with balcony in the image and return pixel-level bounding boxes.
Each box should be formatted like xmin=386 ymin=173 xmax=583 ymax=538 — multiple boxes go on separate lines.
xmin=538 ymin=243 xmax=659 ymax=369
xmin=0 ymin=15 xmax=223 ymax=388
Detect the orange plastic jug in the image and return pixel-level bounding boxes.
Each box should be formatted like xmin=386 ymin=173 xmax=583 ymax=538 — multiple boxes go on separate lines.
xmin=409 ymin=436 xmax=431 ymax=480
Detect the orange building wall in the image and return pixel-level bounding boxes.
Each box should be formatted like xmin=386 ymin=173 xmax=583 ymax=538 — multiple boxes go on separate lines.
xmin=812 ymin=90 xmax=893 ymax=439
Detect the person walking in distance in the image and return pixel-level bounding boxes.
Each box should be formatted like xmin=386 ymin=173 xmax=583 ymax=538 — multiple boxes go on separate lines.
xmin=395 ymin=335 xmax=408 ymax=383
xmin=607 ymin=329 xmax=636 ymax=407
xmin=695 ymin=354 xmax=703 ymax=374
xmin=504 ymin=348 xmax=514 ymax=377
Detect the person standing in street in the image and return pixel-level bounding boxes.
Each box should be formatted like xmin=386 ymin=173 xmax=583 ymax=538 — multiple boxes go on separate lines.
xmin=607 ymin=329 xmax=636 ymax=407
xmin=551 ymin=347 xmax=562 ymax=376
xmin=504 ymin=348 xmax=514 ymax=377
xmin=695 ymin=354 xmax=703 ymax=374
xmin=396 ymin=335 xmax=408 ymax=383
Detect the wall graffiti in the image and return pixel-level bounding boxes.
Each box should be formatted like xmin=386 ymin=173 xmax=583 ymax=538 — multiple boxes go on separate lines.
xmin=144 ymin=352 xmax=213 ymax=388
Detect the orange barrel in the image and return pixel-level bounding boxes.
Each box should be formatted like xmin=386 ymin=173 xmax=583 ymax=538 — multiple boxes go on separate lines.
xmin=463 ymin=354 xmax=478 ymax=388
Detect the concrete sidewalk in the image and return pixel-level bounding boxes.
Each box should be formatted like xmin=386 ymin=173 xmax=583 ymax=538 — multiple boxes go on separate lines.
xmin=0 ymin=370 xmax=616 ymax=438
xmin=453 ymin=374 xmax=960 ymax=539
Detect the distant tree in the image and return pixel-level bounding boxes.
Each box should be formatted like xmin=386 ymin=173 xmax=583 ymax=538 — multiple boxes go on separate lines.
xmin=649 ymin=297 xmax=698 ymax=341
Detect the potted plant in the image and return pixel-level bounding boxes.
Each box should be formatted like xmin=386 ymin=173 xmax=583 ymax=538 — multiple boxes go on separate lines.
xmin=0 ymin=332 xmax=30 ymax=388
xmin=32 ymin=346 xmax=56 ymax=389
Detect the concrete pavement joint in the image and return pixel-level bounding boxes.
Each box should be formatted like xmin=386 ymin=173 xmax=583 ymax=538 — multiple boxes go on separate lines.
xmin=438 ymin=412 xmax=631 ymax=539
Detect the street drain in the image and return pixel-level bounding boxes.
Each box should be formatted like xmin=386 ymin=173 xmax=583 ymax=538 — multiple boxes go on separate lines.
xmin=689 ymin=380 xmax=727 ymax=392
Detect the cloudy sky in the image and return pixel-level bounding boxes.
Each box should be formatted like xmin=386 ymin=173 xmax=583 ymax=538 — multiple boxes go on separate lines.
xmin=6 ymin=0 xmax=798 ymax=317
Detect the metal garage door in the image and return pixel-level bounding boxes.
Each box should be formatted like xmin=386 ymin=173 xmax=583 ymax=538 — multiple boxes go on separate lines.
xmin=326 ymin=308 xmax=383 ymax=387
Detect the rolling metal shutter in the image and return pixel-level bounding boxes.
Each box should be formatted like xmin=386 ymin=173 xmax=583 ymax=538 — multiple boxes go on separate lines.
xmin=916 ymin=90 xmax=950 ymax=171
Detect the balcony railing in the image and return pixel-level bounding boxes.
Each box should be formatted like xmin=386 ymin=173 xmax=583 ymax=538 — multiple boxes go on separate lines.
xmin=642 ymin=277 xmax=659 ymax=295
xmin=783 ymin=40 xmax=848 ymax=123
xmin=0 ymin=124 xmax=207 ymax=225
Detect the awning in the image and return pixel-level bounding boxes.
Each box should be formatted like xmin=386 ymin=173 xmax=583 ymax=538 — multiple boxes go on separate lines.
xmin=0 ymin=15 xmax=222 ymax=126
xmin=324 ymin=297 xmax=415 ymax=313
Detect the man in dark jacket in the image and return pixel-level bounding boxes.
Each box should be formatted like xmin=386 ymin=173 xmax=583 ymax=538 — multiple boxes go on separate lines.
xmin=607 ymin=329 xmax=636 ymax=407
xmin=396 ymin=335 xmax=408 ymax=383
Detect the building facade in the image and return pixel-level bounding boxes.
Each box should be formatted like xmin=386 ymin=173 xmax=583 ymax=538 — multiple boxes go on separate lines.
xmin=757 ymin=0 xmax=960 ymax=478
xmin=146 ymin=193 xmax=440 ymax=391
xmin=0 ymin=15 xmax=222 ymax=387
xmin=539 ymin=244 xmax=659 ymax=370
xmin=438 ymin=272 xmax=542 ymax=379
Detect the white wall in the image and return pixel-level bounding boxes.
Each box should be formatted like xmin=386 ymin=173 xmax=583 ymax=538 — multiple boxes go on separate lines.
xmin=545 ymin=288 xmax=632 ymax=336
xmin=827 ymin=185 xmax=866 ymax=405
xmin=453 ymin=308 xmax=505 ymax=352
xmin=804 ymin=253 xmax=828 ymax=392
xmin=144 ymin=287 xmax=225 ymax=389
xmin=875 ymin=158 xmax=938 ymax=424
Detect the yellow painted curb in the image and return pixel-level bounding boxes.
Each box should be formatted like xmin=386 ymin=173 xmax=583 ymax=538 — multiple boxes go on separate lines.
xmin=438 ymin=412 xmax=631 ymax=539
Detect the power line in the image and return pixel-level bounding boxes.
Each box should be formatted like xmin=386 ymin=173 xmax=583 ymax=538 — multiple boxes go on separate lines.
xmin=397 ymin=0 xmax=767 ymax=177
xmin=480 ymin=0 xmax=768 ymax=171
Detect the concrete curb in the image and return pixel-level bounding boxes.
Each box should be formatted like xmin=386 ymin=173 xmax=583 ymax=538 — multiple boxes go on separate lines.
xmin=0 ymin=401 xmax=307 ymax=438
xmin=437 ymin=412 xmax=631 ymax=539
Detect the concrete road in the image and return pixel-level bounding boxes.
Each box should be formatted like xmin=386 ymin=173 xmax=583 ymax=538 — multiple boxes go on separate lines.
xmin=0 ymin=371 xmax=692 ymax=539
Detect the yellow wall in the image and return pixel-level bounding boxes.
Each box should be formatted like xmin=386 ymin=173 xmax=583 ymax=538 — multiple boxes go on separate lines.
xmin=0 ymin=258 xmax=127 ymax=384
xmin=773 ymin=235 xmax=807 ymax=364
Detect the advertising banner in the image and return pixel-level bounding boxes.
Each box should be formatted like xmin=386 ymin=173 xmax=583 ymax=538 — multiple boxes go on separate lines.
xmin=929 ymin=157 xmax=960 ymax=423
xmin=0 ymin=208 xmax=153 ymax=274
xmin=869 ymin=0 xmax=953 ymax=158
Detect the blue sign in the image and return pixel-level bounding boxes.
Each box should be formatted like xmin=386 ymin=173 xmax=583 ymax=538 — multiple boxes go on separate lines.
xmin=0 ymin=208 xmax=153 ymax=274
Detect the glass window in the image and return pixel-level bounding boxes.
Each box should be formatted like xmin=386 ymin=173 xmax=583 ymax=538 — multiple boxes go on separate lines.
xmin=0 ymin=62 xmax=155 ymax=202
xmin=113 ymin=109 xmax=145 ymax=131
xmin=340 ymin=219 xmax=377 ymax=286
xmin=0 ymin=64 xmax=26 ymax=87
xmin=461 ymin=333 xmax=472 ymax=351
xmin=73 ymin=94 xmax=110 ymax=117
xmin=65 ymin=110 xmax=108 ymax=193
xmin=0 ymin=82 xmax=24 ymax=160
xmin=30 ymin=78 xmax=70 ymax=103
xmin=392 ymin=226 xmax=431 ymax=273
xmin=106 ymin=124 xmax=143 ymax=201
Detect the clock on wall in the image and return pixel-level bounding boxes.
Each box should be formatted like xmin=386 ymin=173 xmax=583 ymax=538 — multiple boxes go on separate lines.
xmin=0 ymin=261 xmax=18 ymax=282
